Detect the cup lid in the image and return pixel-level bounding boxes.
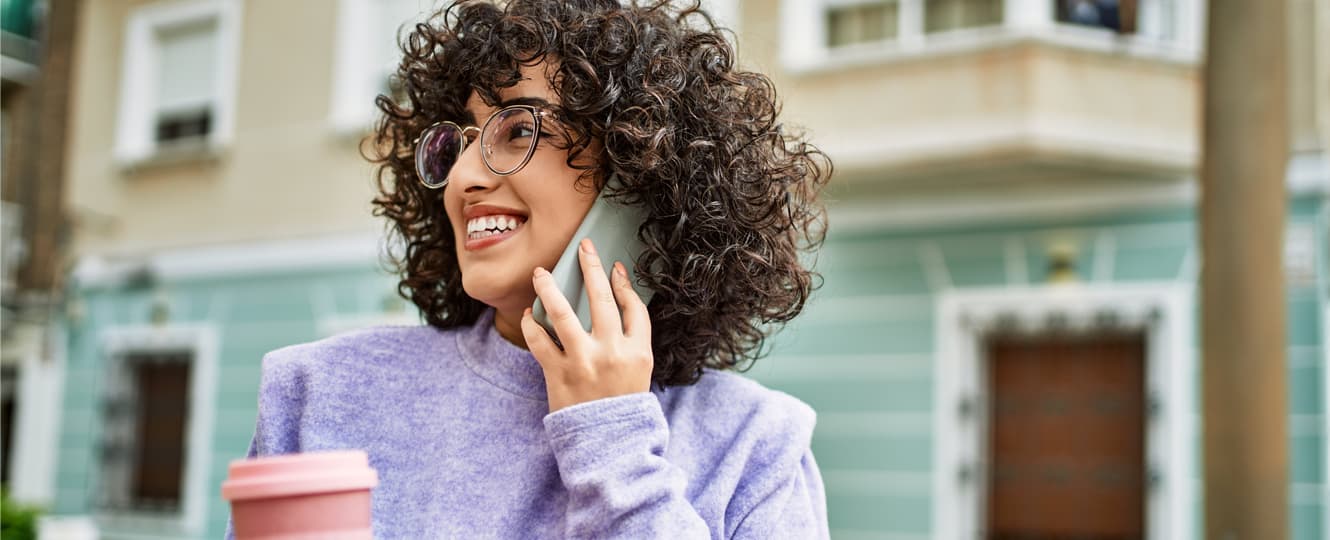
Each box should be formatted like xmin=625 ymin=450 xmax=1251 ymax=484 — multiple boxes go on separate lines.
xmin=222 ymin=450 xmax=378 ymax=501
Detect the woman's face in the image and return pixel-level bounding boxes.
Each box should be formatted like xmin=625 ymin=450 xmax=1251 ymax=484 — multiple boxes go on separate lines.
xmin=442 ymin=63 xmax=598 ymax=315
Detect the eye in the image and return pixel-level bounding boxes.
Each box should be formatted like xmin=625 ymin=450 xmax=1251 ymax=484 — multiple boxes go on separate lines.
xmin=507 ymin=123 xmax=536 ymax=141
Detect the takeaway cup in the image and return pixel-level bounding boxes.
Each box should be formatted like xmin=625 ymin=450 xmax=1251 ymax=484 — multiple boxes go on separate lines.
xmin=222 ymin=450 xmax=379 ymax=540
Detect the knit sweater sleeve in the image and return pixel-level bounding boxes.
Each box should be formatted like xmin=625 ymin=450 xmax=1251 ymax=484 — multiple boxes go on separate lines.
xmin=225 ymin=350 xmax=309 ymax=540
xmin=543 ymin=392 xmax=829 ymax=540
xmin=246 ymin=349 xmax=308 ymax=457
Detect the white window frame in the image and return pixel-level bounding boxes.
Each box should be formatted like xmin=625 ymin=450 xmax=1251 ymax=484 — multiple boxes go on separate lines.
xmin=329 ymin=0 xmax=442 ymax=137
xmin=92 ymin=324 xmax=219 ymax=538
xmin=329 ymin=0 xmax=385 ymax=136
xmin=932 ymin=282 xmax=1195 ymax=540
xmin=114 ymin=0 xmax=241 ymax=166
xmin=781 ymin=0 xmax=1206 ymax=74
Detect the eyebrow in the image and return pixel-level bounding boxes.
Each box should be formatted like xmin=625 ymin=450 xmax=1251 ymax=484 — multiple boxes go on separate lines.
xmin=463 ymin=96 xmax=555 ymax=125
xmin=497 ymin=96 xmax=554 ymax=109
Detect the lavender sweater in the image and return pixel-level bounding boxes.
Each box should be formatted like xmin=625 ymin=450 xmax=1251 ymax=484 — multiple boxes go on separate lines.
xmin=226 ymin=308 xmax=828 ymax=539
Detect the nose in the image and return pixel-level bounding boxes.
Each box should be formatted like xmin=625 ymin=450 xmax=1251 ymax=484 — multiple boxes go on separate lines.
xmin=447 ymin=132 xmax=499 ymax=194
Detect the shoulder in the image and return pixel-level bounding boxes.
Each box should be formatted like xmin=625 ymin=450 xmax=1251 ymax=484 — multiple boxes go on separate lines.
xmin=258 ymin=324 xmax=458 ymax=385
xmin=659 ymin=369 xmax=817 ymax=453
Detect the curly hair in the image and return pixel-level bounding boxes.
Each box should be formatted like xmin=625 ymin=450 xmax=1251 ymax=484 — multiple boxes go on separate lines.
xmin=367 ymin=0 xmax=831 ymax=387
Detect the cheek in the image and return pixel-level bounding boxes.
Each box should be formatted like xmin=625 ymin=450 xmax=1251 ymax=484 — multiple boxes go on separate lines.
xmin=440 ymin=188 xmax=463 ymax=237
xmin=526 ymin=189 xmax=595 ymax=262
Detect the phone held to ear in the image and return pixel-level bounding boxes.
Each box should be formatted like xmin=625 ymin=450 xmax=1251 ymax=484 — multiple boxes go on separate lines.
xmin=531 ymin=175 xmax=654 ymax=339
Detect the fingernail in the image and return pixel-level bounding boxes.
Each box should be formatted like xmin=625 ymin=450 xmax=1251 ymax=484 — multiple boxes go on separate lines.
xmin=533 ymin=267 xmax=548 ymax=278
xmin=614 ymin=262 xmax=626 ymax=278
xmin=580 ymin=238 xmax=594 ymax=255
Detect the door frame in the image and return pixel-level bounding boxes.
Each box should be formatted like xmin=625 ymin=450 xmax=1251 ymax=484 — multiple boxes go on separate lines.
xmin=92 ymin=323 xmax=219 ymax=538
xmin=932 ymin=282 xmax=1195 ymax=540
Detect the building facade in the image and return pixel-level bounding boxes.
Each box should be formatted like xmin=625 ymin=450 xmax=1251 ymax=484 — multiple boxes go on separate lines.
xmin=2 ymin=0 xmax=78 ymax=516
xmin=36 ymin=0 xmax=1328 ymax=539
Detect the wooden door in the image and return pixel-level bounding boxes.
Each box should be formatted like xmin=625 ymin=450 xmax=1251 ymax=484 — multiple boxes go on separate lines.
xmin=986 ymin=334 xmax=1147 ymax=540
xmin=131 ymin=357 xmax=191 ymax=510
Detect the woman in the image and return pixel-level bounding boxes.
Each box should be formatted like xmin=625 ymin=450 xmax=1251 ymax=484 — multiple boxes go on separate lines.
xmin=235 ymin=0 xmax=831 ymax=537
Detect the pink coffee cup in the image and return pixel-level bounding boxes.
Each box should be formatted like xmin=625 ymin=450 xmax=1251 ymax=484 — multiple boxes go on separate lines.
xmin=222 ymin=450 xmax=379 ymax=540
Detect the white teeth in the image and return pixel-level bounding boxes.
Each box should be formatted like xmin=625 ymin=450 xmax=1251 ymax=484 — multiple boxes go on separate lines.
xmin=465 ymin=214 xmax=524 ymax=239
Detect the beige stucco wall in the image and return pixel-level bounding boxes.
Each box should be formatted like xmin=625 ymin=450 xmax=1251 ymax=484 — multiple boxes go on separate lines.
xmin=739 ymin=0 xmax=1200 ymax=180
xmin=65 ymin=0 xmax=380 ymax=258
xmin=63 ymin=0 xmax=1323 ymax=258
xmin=1289 ymin=0 xmax=1330 ymax=152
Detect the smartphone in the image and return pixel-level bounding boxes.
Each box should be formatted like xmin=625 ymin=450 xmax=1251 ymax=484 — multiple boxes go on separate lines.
xmin=531 ymin=174 xmax=654 ymax=339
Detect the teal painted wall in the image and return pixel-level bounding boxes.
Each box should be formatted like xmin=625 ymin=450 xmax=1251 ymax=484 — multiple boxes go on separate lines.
xmin=52 ymin=266 xmax=405 ymax=538
xmin=747 ymin=198 xmax=1326 ymax=539
xmin=50 ymin=197 xmax=1325 ymax=539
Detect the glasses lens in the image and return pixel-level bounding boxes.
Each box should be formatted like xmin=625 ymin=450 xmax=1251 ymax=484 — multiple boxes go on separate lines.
xmin=415 ymin=123 xmax=464 ymax=188
xmin=482 ymin=107 xmax=538 ymax=174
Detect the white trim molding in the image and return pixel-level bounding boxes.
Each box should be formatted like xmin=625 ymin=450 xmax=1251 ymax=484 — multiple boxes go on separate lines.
xmin=831 ymin=149 xmax=1326 ymax=233
xmin=780 ymin=0 xmax=1207 ymax=75
xmin=317 ymin=311 xmax=421 ymax=337
xmin=114 ymin=0 xmax=242 ymax=166
xmin=71 ymin=231 xmax=388 ymax=290
xmin=1288 ymin=150 xmax=1330 ymax=196
xmin=932 ymin=282 xmax=1195 ymax=540
xmin=3 ymin=319 xmax=67 ymax=506
xmin=92 ymin=323 xmax=220 ymax=539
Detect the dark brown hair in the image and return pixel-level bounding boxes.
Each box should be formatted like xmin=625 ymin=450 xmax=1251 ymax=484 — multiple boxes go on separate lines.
xmin=368 ymin=0 xmax=830 ymax=386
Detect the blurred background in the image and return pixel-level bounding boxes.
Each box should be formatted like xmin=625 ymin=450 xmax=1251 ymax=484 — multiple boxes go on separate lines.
xmin=0 ymin=0 xmax=1325 ymax=539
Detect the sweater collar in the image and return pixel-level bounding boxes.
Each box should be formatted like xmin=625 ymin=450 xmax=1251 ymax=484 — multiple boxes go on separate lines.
xmin=456 ymin=307 xmax=547 ymax=401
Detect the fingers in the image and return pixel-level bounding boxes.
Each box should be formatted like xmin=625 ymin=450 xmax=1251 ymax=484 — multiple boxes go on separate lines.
xmin=519 ymin=307 xmax=563 ymax=364
xmin=577 ymin=239 xmax=623 ymax=338
xmin=531 ymin=266 xmax=588 ymax=350
xmin=611 ymin=261 xmax=651 ymax=340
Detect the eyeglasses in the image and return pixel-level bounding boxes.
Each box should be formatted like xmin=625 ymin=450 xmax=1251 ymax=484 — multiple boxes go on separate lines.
xmin=413 ymin=104 xmax=557 ymax=189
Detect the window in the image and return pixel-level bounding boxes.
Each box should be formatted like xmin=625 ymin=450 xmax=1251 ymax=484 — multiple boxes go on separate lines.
xmin=783 ymin=0 xmax=1203 ymax=73
xmin=1056 ymin=0 xmax=1134 ymax=33
xmin=115 ymin=0 xmax=240 ymax=165
xmin=153 ymin=19 xmax=218 ymax=147
xmin=329 ymin=0 xmax=439 ymax=135
xmin=1055 ymin=0 xmax=1185 ymax=43
xmin=93 ymin=325 xmax=217 ymax=537
xmin=822 ymin=0 xmax=1004 ymax=49
xmin=826 ymin=1 xmax=900 ymax=47
xmin=925 ymin=0 xmax=1004 ymax=33
xmin=98 ymin=351 xmax=191 ymax=512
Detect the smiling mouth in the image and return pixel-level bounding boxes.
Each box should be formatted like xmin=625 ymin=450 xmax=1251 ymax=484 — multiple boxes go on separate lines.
xmin=464 ymin=214 xmax=527 ymax=247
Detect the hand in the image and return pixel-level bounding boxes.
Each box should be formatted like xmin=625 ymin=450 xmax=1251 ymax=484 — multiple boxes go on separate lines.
xmin=520 ymin=238 xmax=654 ymax=413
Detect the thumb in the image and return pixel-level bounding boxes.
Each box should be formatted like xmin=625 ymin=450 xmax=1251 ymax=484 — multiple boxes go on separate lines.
xmin=520 ymin=307 xmax=563 ymax=367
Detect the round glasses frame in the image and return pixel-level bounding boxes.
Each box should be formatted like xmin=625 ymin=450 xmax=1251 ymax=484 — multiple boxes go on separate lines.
xmin=412 ymin=104 xmax=557 ymax=190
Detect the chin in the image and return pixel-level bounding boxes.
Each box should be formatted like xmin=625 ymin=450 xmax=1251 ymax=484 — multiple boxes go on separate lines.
xmin=462 ymin=276 xmax=534 ymax=313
